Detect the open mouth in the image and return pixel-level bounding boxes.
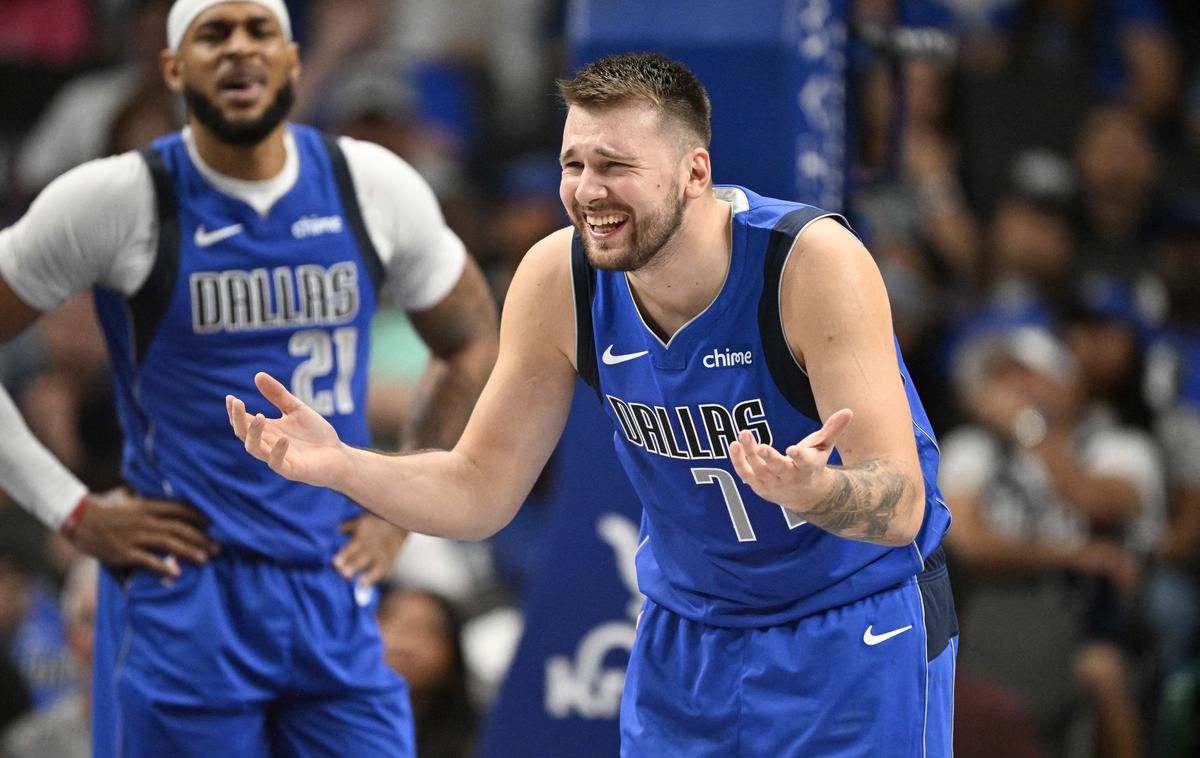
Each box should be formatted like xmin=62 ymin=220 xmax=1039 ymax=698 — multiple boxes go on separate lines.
xmin=216 ymin=72 xmax=267 ymax=105
xmin=584 ymin=212 xmax=629 ymax=238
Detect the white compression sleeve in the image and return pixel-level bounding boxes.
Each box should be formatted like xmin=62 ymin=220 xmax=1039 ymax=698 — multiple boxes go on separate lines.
xmin=0 ymin=383 xmax=88 ymax=530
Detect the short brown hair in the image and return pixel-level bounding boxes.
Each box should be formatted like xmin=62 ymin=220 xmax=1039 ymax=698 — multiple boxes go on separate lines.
xmin=558 ymin=52 xmax=712 ymax=148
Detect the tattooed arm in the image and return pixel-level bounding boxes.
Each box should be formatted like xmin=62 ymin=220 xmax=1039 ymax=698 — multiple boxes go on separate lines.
xmin=730 ymin=219 xmax=924 ymax=547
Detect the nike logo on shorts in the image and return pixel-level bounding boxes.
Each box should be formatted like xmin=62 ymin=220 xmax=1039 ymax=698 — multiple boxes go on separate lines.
xmin=863 ymin=624 xmax=913 ymax=646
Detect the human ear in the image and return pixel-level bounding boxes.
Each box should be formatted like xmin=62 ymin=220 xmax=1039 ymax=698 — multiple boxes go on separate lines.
xmin=683 ymin=147 xmax=711 ymax=198
xmin=160 ymin=50 xmax=184 ymax=94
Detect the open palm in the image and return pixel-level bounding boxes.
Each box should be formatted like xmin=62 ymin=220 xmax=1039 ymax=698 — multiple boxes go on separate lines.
xmin=728 ymin=408 xmax=853 ymax=511
xmin=226 ymin=372 xmax=349 ymax=489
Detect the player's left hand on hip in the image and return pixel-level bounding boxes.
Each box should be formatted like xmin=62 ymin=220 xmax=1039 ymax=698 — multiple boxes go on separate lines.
xmin=729 ymin=408 xmax=853 ymax=507
xmin=333 ymin=513 xmax=409 ymax=585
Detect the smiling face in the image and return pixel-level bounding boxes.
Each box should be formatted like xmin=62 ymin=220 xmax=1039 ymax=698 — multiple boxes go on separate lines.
xmin=162 ymin=2 xmax=299 ymax=145
xmin=559 ymin=100 xmax=694 ymax=272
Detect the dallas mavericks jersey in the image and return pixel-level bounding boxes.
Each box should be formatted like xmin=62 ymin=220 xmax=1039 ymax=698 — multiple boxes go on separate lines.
xmin=92 ymin=126 xmax=380 ymax=564
xmin=573 ymin=185 xmax=951 ymax=627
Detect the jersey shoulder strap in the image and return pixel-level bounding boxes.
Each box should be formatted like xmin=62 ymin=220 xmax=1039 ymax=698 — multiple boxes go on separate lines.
xmin=130 ymin=145 xmax=180 ymax=366
xmin=319 ymin=132 xmax=385 ymax=295
xmin=569 ymin=233 xmax=600 ymax=399
xmin=756 ymin=208 xmax=851 ymax=419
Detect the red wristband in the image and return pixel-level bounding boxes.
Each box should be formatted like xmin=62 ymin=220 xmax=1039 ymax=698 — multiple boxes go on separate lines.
xmin=60 ymin=494 xmax=91 ymax=537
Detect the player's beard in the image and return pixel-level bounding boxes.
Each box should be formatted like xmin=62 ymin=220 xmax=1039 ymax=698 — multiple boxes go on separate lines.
xmin=577 ymin=186 xmax=687 ymax=273
xmin=183 ymin=80 xmax=295 ymax=147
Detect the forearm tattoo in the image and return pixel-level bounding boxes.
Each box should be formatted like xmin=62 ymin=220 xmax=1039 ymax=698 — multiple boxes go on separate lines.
xmin=801 ymin=459 xmax=912 ymax=542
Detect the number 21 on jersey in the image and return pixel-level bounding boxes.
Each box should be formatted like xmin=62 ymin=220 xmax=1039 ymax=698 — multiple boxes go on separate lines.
xmin=289 ymin=326 xmax=357 ymax=416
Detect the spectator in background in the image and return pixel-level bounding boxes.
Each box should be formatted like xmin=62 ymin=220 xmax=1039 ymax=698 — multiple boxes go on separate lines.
xmin=1144 ymin=201 xmax=1200 ymax=677
xmin=0 ymin=524 xmax=33 ymax=736
xmin=0 ymin=0 xmax=97 ymax=195
xmin=941 ymin=325 xmax=1156 ymax=757
xmin=1000 ymin=0 xmax=1181 ymax=126
xmin=381 ymin=0 xmax=563 ymax=154
xmin=1073 ymin=106 xmax=1164 ymax=289
xmin=1 ymin=558 xmax=96 ymax=758
xmin=955 ymin=0 xmax=1182 ymax=218
xmin=288 ymin=0 xmax=389 ymax=123
xmin=982 ymin=149 xmax=1078 ymax=318
xmin=478 ymin=154 xmax=565 ymax=302
xmin=13 ymin=0 xmax=177 ymax=198
xmin=0 ymin=512 xmax=73 ymax=714
xmin=377 ymin=583 xmax=479 ymax=758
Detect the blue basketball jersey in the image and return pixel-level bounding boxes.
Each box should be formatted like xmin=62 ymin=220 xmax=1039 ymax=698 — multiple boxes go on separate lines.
xmin=92 ymin=126 xmax=380 ymax=563
xmin=572 ymin=185 xmax=951 ymax=627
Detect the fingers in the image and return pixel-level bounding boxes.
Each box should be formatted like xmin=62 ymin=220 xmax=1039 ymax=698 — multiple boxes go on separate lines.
xmin=255 ymin=372 xmax=303 ymax=414
xmin=728 ymin=433 xmax=755 ymax=482
xmin=245 ymin=412 xmax=269 ymax=461
xmin=335 ymin=545 xmax=399 ymax=585
xmin=128 ymin=548 xmax=182 ymax=579
xmin=153 ymin=517 xmax=220 ymax=560
xmin=268 ymin=435 xmax=291 ymax=473
xmin=140 ymin=530 xmax=211 ymax=566
xmin=360 ymin=558 xmax=392 ymax=586
xmin=730 ymin=430 xmax=793 ymax=485
xmin=793 ymin=408 xmax=853 ymax=453
xmin=332 ymin=542 xmax=368 ymax=580
xmin=226 ymin=394 xmax=252 ymax=440
xmin=143 ymin=499 xmax=209 ymax=527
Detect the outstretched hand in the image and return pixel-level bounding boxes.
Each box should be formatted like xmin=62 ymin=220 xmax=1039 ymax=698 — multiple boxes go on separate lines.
xmin=226 ymin=372 xmax=348 ymax=489
xmin=728 ymin=408 xmax=853 ymax=512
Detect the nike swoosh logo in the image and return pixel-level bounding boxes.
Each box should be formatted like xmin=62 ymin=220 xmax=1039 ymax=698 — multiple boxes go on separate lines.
xmin=863 ymin=624 xmax=913 ymax=646
xmin=602 ymin=345 xmax=649 ymax=365
xmin=194 ymin=223 xmax=244 ymax=248
xmin=353 ymin=580 xmax=376 ymax=608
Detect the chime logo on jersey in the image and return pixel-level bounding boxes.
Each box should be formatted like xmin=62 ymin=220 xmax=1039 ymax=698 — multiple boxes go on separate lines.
xmin=702 ymin=347 xmax=753 ymax=369
xmin=606 ymin=394 xmax=772 ymax=460
xmin=291 ymin=214 xmax=344 ymax=239
xmin=189 ymin=261 xmax=361 ymax=333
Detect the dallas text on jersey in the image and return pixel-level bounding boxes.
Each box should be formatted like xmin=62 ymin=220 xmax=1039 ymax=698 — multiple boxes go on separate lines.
xmin=606 ymin=395 xmax=772 ymax=460
xmin=190 ymin=261 xmax=361 ymax=334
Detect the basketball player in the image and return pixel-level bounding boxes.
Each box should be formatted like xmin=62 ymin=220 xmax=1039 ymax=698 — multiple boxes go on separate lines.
xmin=230 ymin=52 xmax=956 ymax=755
xmin=0 ymin=1 xmax=498 ymax=755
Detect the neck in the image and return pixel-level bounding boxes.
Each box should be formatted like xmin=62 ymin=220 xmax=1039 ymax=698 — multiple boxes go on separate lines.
xmin=189 ymin=120 xmax=288 ymax=180
xmin=626 ymin=189 xmax=732 ymax=340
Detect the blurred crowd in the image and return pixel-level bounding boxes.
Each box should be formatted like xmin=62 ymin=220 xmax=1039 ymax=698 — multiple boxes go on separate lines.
xmin=0 ymin=1 xmax=1197 ymax=757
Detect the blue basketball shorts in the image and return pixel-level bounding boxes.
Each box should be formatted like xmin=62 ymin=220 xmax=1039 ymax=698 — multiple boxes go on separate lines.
xmin=621 ymin=548 xmax=958 ymax=757
xmin=91 ymin=551 xmax=414 ymax=758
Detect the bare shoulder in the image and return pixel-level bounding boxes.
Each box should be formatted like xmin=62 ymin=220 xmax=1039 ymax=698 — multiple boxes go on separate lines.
xmin=785 ymin=216 xmax=877 ymax=284
xmin=504 ymin=226 xmax=575 ymax=312
xmin=780 ymin=216 xmax=893 ymax=361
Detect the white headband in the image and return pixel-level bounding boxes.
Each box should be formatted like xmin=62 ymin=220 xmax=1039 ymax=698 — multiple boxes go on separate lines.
xmin=167 ymin=0 xmax=292 ymax=52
